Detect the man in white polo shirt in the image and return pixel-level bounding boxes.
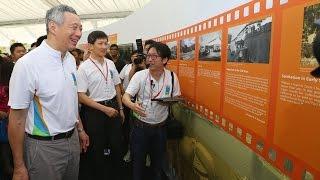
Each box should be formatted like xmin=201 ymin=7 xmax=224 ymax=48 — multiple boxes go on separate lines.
xmin=122 ymin=42 xmax=181 ymax=180
xmin=77 ymin=30 xmax=124 ymax=180
xmin=8 ymin=5 xmax=89 ymax=180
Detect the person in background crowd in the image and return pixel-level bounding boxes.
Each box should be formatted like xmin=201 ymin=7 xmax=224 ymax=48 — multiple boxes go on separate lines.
xmin=36 ymin=35 xmax=47 ymax=47
xmin=70 ymin=48 xmax=84 ymax=68
xmin=83 ymin=49 xmax=91 ymax=61
xmin=119 ymin=50 xmax=146 ymax=162
xmin=29 ymin=42 xmax=37 ymax=51
xmin=0 ymin=58 xmax=14 ymax=180
xmin=122 ymin=42 xmax=181 ymax=180
xmin=8 ymin=5 xmax=89 ymax=180
xmin=9 ymin=43 xmax=26 ymax=63
xmin=77 ymin=30 xmax=125 ymax=180
xmin=108 ymin=44 xmax=126 ymax=73
xmin=144 ymin=39 xmax=156 ymax=54
xmin=0 ymin=53 xmax=10 ymax=62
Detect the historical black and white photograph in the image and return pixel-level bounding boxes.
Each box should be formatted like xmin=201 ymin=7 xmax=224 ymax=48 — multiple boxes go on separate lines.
xmin=199 ymin=31 xmax=222 ymax=61
xmin=166 ymin=41 xmax=177 ymax=59
xmin=300 ymin=3 xmax=320 ymax=68
xmin=180 ymin=37 xmax=195 ymax=60
xmin=227 ymin=16 xmax=272 ymax=64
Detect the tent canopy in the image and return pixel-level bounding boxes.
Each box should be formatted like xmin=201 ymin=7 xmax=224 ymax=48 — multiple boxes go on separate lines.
xmin=0 ymin=0 xmax=150 ymax=48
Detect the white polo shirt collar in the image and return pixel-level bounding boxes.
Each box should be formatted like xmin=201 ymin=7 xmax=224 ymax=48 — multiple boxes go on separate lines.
xmin=41 ymin=40 xmax=70 ymax=62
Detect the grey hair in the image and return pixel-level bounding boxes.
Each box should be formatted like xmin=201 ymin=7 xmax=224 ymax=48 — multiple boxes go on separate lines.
xmin=45 ymin=4 xmax=78 ymax=33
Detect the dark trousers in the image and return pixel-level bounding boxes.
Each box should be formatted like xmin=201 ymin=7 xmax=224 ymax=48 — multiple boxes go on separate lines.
xmin=79 ymin=104 xmax=124 ymax=180
xmin=122 ymin=106 xmax=132 ymax=152
xmin=131 ymin=120 xmax=167 ymax=180
xmin=0 ymin=143 xmax=13 ymax=180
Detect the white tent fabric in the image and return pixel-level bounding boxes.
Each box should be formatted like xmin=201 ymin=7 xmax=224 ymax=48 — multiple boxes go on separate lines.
xmin=0 ymin=0 xmax=150 ymax=48
xmin=79 ymin=0 xmax=251 ymax=45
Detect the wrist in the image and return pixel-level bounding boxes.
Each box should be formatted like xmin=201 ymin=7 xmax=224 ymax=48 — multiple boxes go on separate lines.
xmin=77 ymin=128 xmax=84 ymax=133
xmin=129 ymin=102 xmax=135 ymax=110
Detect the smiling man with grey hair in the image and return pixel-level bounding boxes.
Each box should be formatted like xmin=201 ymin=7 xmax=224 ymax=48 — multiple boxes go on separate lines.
xmin=8 ymin=4 xmax=89 ymax=180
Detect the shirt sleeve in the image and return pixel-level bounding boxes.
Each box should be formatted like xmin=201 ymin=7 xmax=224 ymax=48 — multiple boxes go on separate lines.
xmin=76 ymin=66 xmax=88 ymax=93
xmin=172 ymin=72 xmax=181 ymax=97
xmin=8 ymin=61 xmax=35 ymax=109
xmin=119 ymin=64 xmax=127 ymax=80
xmin=110 ymin=61 xmax=121 ymax=85
xmin=125 ymin=72 xmax=141 ymax=97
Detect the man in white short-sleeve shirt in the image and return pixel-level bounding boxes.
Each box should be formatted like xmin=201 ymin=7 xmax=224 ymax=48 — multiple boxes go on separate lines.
xmin=77 ymin=30 xmax=124 ymax=180
xmin=8 ymin=5 xmax=89 ymax=180
xmin=122 ymin=42 xmax=181 ymax=180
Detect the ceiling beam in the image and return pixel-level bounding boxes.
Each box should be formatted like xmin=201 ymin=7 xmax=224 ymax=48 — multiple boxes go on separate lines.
xmin=0 ymin=11 xmax=132 ymax=27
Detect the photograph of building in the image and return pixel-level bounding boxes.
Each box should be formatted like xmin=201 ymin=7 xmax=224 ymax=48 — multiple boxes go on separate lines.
xmin=180 ymin=37 xmax=195 ymax=60
xmin=227 ymin=17 xmax=272 ymax=64
xmin=166 ymin=41 xmax=177 ymax=59
xmin=300 ymin=3 xmax=320 ymax=68
xmin=199 ymin=31 xmax=222 ymax=61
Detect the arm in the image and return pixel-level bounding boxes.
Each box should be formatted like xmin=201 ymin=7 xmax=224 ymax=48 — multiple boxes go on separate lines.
xmin=119 ymin=83 xmax=125 ymax=95
xmin=128 ymin=65 xmax=136 ymax=81
xmin=8 ymin=108 xmax=29 ymax=180
xmin=128 ymin=63 xmax=146 ymax=80
xmin=76 ymin=115 xmax=89 ymax=153
xmin=0 ymin=111 xmax=8 ymax=119
xmin=122 ymin=93 xmax=146 ymax=117
xmin=78 ymin=92 xmax=118 ymax=118
xmin=115 ymin=84 xmax=125 ymax=123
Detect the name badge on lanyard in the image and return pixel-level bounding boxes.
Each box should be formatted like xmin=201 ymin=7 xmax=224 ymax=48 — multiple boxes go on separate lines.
xmin=90 ymin=58 xmax=110 ymax=94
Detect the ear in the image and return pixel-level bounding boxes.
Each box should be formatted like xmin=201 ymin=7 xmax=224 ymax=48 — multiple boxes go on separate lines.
xmin=88 ymin=43 xmax=94 ymax=52
xmin=162 ymin=57 xmax=168 ymax=65
xmin=48 ymin=21 xmax=57 ymax=35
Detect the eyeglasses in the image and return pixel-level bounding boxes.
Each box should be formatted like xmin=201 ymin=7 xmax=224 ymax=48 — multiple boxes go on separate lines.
xmin=146 ymin=54 xmax=161 ymax=59
xmin=110 ymin=48 xmax=118 ymax=51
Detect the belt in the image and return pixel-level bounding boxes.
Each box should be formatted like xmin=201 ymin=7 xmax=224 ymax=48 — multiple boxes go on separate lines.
xmin=97 ymin=97 xmax=117 ymax=106
xmin=26 ymin=128 xmax=74 ymax=141
xmin=134 ymin=119 xmax=166 ymax=128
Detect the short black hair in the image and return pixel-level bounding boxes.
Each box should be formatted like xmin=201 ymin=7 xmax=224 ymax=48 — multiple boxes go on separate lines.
xmin=148 ymin=42 xmax=171 ymax=60
xmin=87 ymin=31 xmax=108 ymax=44
xmin=36 ymin=35 xmax=47 ymax=46
xmin=0 ymin=60 xmax=14 ymax=85
xmin=110 ymin=44 xmax=119 ymax=50
xmin=131 ymin=50 xmax=138 ymax=56
xmin=145 ymin=39 xmax=156 ymax=47
xmin=10 ymin=43 xmax=25 ymax=54
xmin=31 ymin=42 xmax=37 ymax=47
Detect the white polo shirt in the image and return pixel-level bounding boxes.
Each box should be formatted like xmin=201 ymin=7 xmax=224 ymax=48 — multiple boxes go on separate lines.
xmin=77 ymin=57 xmax=121 ymax=101
xmin=125 ymin=69 xmax=181 ymax=124
xmin=8 ymin=41 xmax=79 ymax=136
xmin=119 ymin=63 xmax=132 ymax=90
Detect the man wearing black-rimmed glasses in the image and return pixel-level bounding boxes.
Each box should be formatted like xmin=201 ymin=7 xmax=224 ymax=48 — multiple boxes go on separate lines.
xmin=122 ymin=42 xmax=181 ymax=180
